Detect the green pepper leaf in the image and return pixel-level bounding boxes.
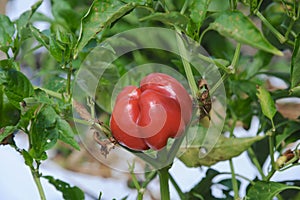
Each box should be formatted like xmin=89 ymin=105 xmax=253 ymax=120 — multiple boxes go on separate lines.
xmin=246 ymin=181 xmax=300 ymax=200
xmin=30 ymin=105 xmax=59 ymax=160
xmin=51 ymin=0 xmax=81 ymax=31
xmin=0 ymin=14 xmax=15 ymax=52
xmin=49 ymin=35 xmax=64 ymax=62
xmin=208 ymin=0 xmax=230 ymax=11
xmin=4 ymin=70 xmax=34 ymax=109
xmin=44 ymin=176 xmax=84 ymax=200
xmin=30 ymin=25 xmax=50 ymax=49
xmin=208 ymin=11 xmax=283 ymax=56
xmin=291 ymin=35 xmax=300 ymax=90
xmin=256 ymin=86 xmax=276 ymax=122
xmin=179 ymin=135 xmax=265 ymax=167
xmin=189 ymin=0 xmax=210 ymax=25
xmin=75 ymin=0 xmax=137 ymax=54
xmin=21 ymin=150 xmax=34 ymax=169
xmin=56 ymin=118 xmax=80 ymax=150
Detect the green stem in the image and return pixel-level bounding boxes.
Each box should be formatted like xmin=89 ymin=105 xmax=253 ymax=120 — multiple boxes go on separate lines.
xmin=160 ymin=0 xmax=169 ymax=12
xmin=66 ymin=63 xmax=73 ymax=102
xmin=31 ymin=166 xmax=46 ymax=200
xmin=265 ymin=169 xmax=276 ymax=181
xmin=23 ymin=44 xmax=43 ymax=58
xmin=228 ymin=119 xmax=239 ymax=199
xmin=169 ymin=173 xmax=185 ymax=199
xmin=158 ymin=166 xmax=170 ymax=200
xmin=180 ymin=0 xmax=189 ymax=14
xmin=197 ymin=53 xmax=231 ymax=73
xmin=34 ymin=86 xmax=62 ymax=99
xmin=199 ymin=28 xmax=210 ymax=45
xmin=220 ymin=172 xmax=255 ymax=185
xmin=230 ymin=0 xmax=237 ymax=10
xmin=129 ymin=165 xmax=143 ymax=200
xmin=268 ymin=132 xmax=276 ymax=170
xmin=254 ymin=10 xmax=286 ymax=44
xmin=231 ymin=43 xmax=241 ymax=73
xmin=175 ymin=27 xmax=198 ymax=98
xmin=284 ymin=19 xmax=295 ymax=40
xmin=142 ymin=171 xmax=157 ymax=188
xmin=248 ymin=147 xmax=266 ymax=179
xmin=229 ymin=159 xmax=240 ymax=200
xmin=0 ymin=85 xmax=3 ymax=115
xmin=210 ymin=73 xmax=229 ymax=94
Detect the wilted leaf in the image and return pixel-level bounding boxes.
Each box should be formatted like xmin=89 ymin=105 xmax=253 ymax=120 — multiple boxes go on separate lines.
xmin=246 ymin=181 xmax=300 ymax=200
xmin=179 ymin=135 xmax=265 ymax=167
xmin=208 ymin=11 xmax=283 ymax=56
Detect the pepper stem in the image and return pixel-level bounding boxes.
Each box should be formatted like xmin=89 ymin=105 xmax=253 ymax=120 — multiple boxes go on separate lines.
xmin=158 ymin=166 xmax=171 ymax=200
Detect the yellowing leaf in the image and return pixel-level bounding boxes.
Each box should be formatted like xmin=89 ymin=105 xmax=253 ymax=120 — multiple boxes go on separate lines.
xmin=179 ymin=135 xmax=265 ymax=167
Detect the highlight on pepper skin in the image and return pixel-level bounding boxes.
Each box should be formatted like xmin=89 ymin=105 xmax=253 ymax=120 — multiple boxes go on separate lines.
xmin=110 ymin=73 xmax=193 ymax=151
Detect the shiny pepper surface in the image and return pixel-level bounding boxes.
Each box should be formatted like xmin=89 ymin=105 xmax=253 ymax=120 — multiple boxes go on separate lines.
xmin=110 ymin=73 xmax=192 ymax=151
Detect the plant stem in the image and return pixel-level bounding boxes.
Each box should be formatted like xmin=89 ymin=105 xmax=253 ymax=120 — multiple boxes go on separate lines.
xmin=158 ymin=166 xmax=170 ymax=200
xmin=180 ymin=0 xmax=189 ymax=14
xmin=265 ymin=169 xmax=276 ymax=181
xmin=230 ymin=0 xmax=237 ymax=10
xmin=66 ymin=63 xmax=73 ymax=102
xmin=231 ymin=43 xmax=241 ymax=72
xmin=142 ymin=171 xmax=157 ymax=188
xmin=197 ymin=53 xmax=230 ymax=73
xmin=254 ymin=10 xmax=286 ymax=44
xmin=31 ymin=166 xmax=46 ymax=200
xmin=220 ymin=172 xmax=255 ymax=185
xmin=130 ymin=169 xmax=143 ymax=199
xmin=228 ymin=119 xmax=239 ymax=199
xmin=248 ymin=147 xmax=266 ymax=179
xmin=268 ymin=130 xmax=276 ymax=170
xmin=175 ymin=27 xmax=198 ymax=98
xmin=229 ymin=159 xmax=240 ymax=200
xmin=284 ymin=19 xmax=295 ymax=40
xmin=34 ymin=86 xmax=62 ymax=99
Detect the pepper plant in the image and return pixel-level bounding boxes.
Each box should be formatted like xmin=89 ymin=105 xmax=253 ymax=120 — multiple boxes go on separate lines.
xmin=1 ymin=0 xmax=300 ymax=199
